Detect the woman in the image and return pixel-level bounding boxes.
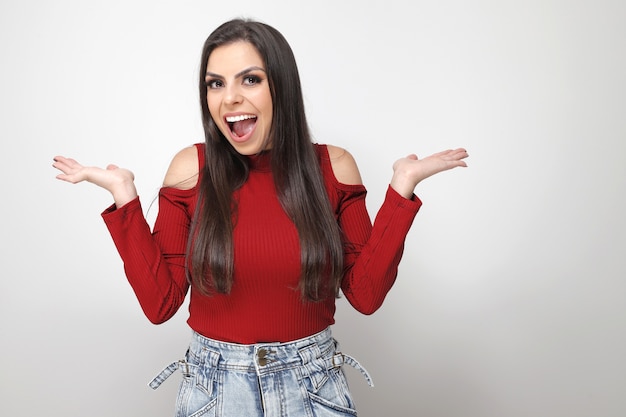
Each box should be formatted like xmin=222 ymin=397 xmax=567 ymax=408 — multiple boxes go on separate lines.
xmin=53 ymin=19 xmax=468 ymax=417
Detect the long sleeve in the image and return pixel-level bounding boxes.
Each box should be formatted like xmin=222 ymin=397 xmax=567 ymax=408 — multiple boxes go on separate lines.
xmin=338 ymin=185 xmax=422 ymax=315
xmin=99 ymin=143 xmax=421 ymax=341
xmin=101 ymin=189 xmax=193 ymax=324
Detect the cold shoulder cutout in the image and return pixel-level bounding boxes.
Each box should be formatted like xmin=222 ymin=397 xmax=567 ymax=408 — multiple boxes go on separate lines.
xmin=325 ymin=144 xmax=363 ymax=186
xmin=162 ymin=145 xmax=200 ymax=190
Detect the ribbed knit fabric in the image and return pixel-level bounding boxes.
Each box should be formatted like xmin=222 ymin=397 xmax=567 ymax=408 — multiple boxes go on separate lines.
xmin=102 ymin=144 xmax=421 ymax=343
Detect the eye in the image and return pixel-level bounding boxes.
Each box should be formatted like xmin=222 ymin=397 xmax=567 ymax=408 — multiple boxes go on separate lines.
xmin=206 ymin=79 xmax=223 ymax=89
xmin=243 ymin=75 xmax=262 ymax=86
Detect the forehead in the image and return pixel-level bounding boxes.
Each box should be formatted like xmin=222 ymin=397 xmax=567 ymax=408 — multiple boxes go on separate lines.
xmin=206 ymin=41 xmax=265 ymax=73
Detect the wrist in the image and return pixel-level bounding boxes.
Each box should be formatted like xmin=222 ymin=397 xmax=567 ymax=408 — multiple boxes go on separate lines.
xmin=111 ymin=181 xmax=137 ymax=207
xmin=390 ymin=172 xmax=417 ymax=199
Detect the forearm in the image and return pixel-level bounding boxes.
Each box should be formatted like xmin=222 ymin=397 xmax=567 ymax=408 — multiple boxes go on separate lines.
xmin=341 ymin=186 xmax=422 ymax=314
xmin=102 ymin=198 xmax=189 ymax=323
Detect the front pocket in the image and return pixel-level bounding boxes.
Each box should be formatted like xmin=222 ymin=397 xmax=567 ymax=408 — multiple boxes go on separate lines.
xmin=175 ymin=370 xmax=218 ymax=417
xmin=187 ymin=347 xmax=221 ymax=397
xmin=305 ymin=367 xmax=357 ymax=416
xmin=175 ymin=349 xmax=221 ymax=417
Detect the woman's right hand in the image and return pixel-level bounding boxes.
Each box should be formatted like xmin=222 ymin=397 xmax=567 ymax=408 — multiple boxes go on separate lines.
xmin=53 ymin=156 xmax=138 ymax=207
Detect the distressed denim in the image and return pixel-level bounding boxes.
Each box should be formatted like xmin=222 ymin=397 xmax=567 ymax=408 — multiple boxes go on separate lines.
xmin=149 ymin=327 xmax=373 ymax=417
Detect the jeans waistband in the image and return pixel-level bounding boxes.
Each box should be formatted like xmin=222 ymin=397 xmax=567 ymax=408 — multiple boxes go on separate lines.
xmin=148 ymin=327 xmax=374 ymax=390
xmin=188 ymin=327 xmax=335 ymax=370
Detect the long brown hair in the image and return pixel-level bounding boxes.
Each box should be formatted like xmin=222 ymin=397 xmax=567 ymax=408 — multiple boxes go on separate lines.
xmin=188 ymin=19 xmax=344 ymax=301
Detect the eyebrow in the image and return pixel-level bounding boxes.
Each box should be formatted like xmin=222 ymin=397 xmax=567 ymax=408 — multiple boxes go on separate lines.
xmin=205 ymin=66 xmax=266 ymax=80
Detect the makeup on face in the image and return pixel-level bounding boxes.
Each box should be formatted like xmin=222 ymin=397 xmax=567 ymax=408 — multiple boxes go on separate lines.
xmin=205 ymin=42 xmax=273 ymax=155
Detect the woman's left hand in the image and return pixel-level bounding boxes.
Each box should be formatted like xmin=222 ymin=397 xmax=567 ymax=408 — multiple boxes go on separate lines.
xmin=390 ymin=148 xmax=469 ymax=199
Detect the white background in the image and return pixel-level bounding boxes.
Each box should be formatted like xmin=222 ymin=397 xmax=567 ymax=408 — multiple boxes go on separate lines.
xmin=1 ymin=0 xmax=625 ymax=416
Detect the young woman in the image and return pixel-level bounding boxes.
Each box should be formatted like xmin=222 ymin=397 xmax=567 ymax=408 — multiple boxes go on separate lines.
xmin=53 ymin=19 xmax=468 ymax=417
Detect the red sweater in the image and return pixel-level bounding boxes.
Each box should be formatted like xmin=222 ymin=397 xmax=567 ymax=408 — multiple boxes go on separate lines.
xmin=102 ymin=144 xmax=421 ymax=343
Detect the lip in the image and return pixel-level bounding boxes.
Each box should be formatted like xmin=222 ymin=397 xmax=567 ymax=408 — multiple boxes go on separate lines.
xmin=223 ymin=112 xmax=257 ymax=144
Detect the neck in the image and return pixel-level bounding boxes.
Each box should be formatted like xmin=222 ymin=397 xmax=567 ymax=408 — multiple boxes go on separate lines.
xmin=246 ymin=150 xmax=271 ymax=172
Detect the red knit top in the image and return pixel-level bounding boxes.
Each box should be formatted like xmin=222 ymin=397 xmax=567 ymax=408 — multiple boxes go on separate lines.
xmin=102 ymin=143 xmax=421 ymax=343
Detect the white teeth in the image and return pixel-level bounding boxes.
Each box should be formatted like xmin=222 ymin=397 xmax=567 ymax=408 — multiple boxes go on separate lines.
xmin=226 ymin=114 xmax=256 ymax=122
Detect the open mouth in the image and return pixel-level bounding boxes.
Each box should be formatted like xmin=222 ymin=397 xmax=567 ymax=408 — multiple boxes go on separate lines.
xmin=226 ymin=114 xmax=257 ymax=139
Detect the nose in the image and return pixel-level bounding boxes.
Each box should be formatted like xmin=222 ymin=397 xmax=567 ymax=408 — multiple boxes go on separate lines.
xmin=223 ymin=84 xmax=243 ymax=106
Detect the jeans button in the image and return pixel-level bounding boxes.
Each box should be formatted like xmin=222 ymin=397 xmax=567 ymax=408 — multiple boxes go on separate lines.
xmin=257 ymin=348 xmax=268 ymax=366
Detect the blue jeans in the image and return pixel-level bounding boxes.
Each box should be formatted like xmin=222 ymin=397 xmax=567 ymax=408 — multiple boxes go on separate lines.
xmin=149 ymin=327 xmax=373 ymax=417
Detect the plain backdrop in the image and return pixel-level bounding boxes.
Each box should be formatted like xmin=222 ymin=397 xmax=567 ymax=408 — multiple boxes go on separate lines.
xmin=1 ymin=0 xmax=625 ymax=416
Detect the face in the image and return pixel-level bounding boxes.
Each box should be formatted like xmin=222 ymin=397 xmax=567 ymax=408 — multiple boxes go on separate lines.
xmin=205 ymin=41 xmax=273 ymax=155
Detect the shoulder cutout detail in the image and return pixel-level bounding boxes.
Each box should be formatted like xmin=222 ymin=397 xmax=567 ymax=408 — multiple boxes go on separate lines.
xmin=162 ymin=145 xmax=200 ymax=190
xmin=325 ymin=144 xmax=363 ymax=185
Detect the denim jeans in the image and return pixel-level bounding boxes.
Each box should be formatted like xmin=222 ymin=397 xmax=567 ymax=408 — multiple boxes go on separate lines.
xmin=149 ymin=327 xmax=373 ymax=417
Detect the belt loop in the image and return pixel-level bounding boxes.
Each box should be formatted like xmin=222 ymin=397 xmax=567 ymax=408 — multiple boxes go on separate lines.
xmin=201 ymin=348 xmax=220 ymax=396
xmin=298 ymin=343 xmax=328 ymax=392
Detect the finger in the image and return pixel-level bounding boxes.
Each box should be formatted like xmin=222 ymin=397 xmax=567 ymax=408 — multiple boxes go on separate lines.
xmin=440 ymin=148 xmax=468 ymax=156
xmin=52 ymin=162 xmax=75 ymax=174
xmin=442 ymin=148 xmax=468 ymax=161
xmin=55 ymin=173 xmax=76 ymax=183
xmin=455 ymin=149 xmax=469 ymax=161
xmin=53 ymin=158 xmax=77 ymax=173
xmin=52 ymin=160 xmax=69 ymax=172
xmin=52 ymin=156 xmax=65 ymax=168
xmin=430 ymin=149 xmax=454 ymax=158
xmin=53 ymin=156 xmax=77 ymax=165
